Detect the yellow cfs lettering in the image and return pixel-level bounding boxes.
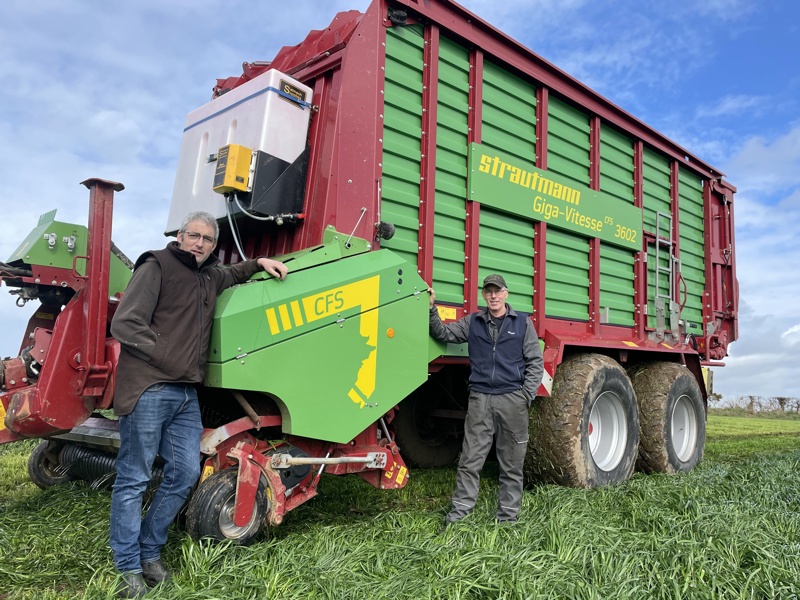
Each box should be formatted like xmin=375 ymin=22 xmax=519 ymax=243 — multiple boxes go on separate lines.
xmin=314 ymin=291 xmax=344 ymax=315
xmin=264 ymin=276 xmax=381 ymax=410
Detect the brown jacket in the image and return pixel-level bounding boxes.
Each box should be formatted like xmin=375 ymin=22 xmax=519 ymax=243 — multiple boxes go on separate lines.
xmin=110 ymin=242 xmax=262 ymax=415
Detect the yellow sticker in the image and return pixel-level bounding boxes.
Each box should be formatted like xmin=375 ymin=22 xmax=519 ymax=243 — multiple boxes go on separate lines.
xmin=0 ymin=403 xmax=6 ymax=430
xmin=622 ymin=341 xmax=639 ymax=347
xmin=396 ymin=465 xmax=407 ymax=485
xmin=200 ymin=465 xmax=214 ymax=483
xmin=437 ymin=306 xmax=457 ymax=320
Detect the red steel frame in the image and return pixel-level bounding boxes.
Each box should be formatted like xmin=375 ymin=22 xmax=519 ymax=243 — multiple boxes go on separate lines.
xmin=0 ymin=179 xmax=124 ymax=444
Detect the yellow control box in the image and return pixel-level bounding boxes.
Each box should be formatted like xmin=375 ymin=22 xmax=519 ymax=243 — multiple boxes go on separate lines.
xmin=213 ymin=144 xmax=253 ymax=194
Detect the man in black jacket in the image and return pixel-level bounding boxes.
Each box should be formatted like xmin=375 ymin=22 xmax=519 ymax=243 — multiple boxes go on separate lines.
xmin=429 ymin=274 xmax=543 ymax=530
xmin=109 ymin=211 xmax=286 ymax=597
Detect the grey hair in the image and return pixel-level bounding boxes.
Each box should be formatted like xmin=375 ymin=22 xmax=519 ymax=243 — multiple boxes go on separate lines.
xmin=179 ymin=211 xmax=219 ymax=239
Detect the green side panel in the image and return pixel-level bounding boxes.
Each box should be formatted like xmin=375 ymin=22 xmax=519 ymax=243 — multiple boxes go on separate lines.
xmin=8 ymin=211 xmax=131 ymax=295
xmin=599 ymin=127 xmax=635 ymax=326
xmin=599 ymin=127 xmax=635 ymax=204
xmin=432 ymin=36 xmax=471 ymax=304
xmin=642 ymin=149 xmax=672 ymax=233
xmin=478 ymin=60 xmax=536 ymax=313
xmin=545 ymin=228 xmax=590 ymax=320
xmin=381 ymin=24 xmax=425 ymax=270
xmin=642 ymin=149 xmax=673 ymax=328
xmin=481 ymin=60 xmax=537 ymax=165
xmin=599 ymin=245 xmax=635 ymax=326
xmin=548 ymin=96 xmax=590 ymax=186
xmin=206 ymin=248 xmax=430 ymax=444
xmin=478 ymin=208 xmax=535 ymax=313
xmin=678 ymin=168 xmax=706 ymax=329
xmin=546 ymin=96 xmax=590 ymax=320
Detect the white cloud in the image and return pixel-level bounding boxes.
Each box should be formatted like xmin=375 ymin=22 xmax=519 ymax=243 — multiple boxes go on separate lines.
xmin=725 ymin=124 xmax=800 ymax=194
xmin=711 ymin=121 xmax=800 ymax=400
xmin=781 ymin=324 xmax=800 ymax=347
xmin=696 ymin=95 xmax=770 ymax=119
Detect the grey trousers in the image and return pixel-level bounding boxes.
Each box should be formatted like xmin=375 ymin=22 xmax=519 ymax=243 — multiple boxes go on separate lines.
xmin=446 ymin=390 xmax=529 ymax=523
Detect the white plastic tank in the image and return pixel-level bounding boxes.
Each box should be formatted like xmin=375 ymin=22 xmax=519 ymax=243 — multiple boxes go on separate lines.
xmin=166 ymin=69 xmax=313 ymax=234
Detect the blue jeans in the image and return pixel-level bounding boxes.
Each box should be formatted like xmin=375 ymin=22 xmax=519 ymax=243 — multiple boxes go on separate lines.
xmin=110 ymin=383 xmax=202 ymax=573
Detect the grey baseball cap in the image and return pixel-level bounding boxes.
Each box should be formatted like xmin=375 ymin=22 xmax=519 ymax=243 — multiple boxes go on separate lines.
xmin=482 ymin=274 xmax=507 ymax=289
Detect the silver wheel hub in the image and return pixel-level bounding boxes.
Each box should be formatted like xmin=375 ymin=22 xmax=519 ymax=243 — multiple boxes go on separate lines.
xmin=219 ymin=495 xmax=256 ymax=539
xmin=588 ymin=391 xmax=627 ymax=472
xmin=670 ymin=394 xmax=698 ymax=462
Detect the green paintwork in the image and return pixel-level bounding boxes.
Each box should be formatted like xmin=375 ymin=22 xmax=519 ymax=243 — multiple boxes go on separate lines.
xmin=642 ymin=149 xmax=672 ymax=329
xmin=549 ymin=96 xmax=591 ymax=186
xmin=206 ymin=232 xmax=430 ymax=444
xmin=479 ymin=60 xmax=537 ymax=314
xmin=678 ymin=168 xmax=706 ymax=331
xmin=468 ymin=142 xmax=642 ymax=251
xmin=482 ymin=59 xmax=537 ymax=167
xmin=544 ymin=97 xmax=591 ymax=321
xmin=380 ymin=23 xmax=425 ymax=278
xmin=432 ymin=36 xmax=470 ymax=306
xmin=379 ymin=23 xmax=713 ymax=341
xmin=599 ymin=126 xmax=636 ymax=326
xmin=7 ymin=210 xmax=131 ymax=295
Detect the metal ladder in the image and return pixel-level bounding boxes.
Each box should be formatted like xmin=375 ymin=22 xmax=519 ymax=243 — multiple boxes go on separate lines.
xmin=654 ymin=211 xmax=674 ymax=304
xmin=651 ymin=211 xmax=680 ymax=340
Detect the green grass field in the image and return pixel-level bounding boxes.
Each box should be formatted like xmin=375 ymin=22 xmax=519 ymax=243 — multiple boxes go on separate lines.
xmin=1 ymin=411 xmax=799 ymax=599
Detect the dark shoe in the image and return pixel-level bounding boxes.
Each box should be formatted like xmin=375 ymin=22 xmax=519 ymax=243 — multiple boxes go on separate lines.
xmin=437 ymin=516 xmax=460 ymax=535
xmin=141 ymin=558 xmax=171 ymax=587
xmin=116 ymin=572 xmax=148 ymax=599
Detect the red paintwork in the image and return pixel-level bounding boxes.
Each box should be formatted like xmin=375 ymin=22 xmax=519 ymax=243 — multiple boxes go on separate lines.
xmin=1 ymin=180 xmax=124 ymax=439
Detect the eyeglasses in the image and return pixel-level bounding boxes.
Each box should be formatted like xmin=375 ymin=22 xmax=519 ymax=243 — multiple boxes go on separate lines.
xmin=181 ymin=231 xmax=216 ymax=245
xmin=482 ymin=288 xmax=507 ymax=297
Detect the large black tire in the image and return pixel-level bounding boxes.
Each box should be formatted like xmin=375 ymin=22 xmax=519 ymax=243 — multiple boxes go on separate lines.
xmin=28 ymin=440 xmax=73 ymax=489
xmin=525 ymin=354 xmax=639 ymax=488
xmin=394 ymin=386 xmax=462 ymax=468
xmin=184 ymin=469 xmax=268 ymax=544
xmin=629 ymin=361 xmax=706 ymax=474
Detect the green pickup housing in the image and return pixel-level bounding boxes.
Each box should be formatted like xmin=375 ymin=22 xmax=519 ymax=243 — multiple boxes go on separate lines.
xmin=7 ymin=209 xmax=132 ymax=296
xmin=206 ymin=227 xmax=431 ymax=444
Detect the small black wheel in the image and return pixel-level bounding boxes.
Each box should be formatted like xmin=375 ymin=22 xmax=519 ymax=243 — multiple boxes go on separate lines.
xmin=28 ymin=440 xmax=73 ymax=489
xmin=185 ymin=468 xmax=268 ymax=544
xmin=629 ymin=361 xmax=706 ymax=473
xmin=394 ymin=387 xmax=462 ymax=468
xmin=526 ymin=353 xmax=640 ymax=488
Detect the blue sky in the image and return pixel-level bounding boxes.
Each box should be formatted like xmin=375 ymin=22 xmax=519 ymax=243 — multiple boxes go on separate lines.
xmin=1 ymin=0 xmax=798 ymax=401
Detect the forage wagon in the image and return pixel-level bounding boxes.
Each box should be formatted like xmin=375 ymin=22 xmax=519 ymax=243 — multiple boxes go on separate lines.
xmin=0 ymin=0 xmax=738 ymax=542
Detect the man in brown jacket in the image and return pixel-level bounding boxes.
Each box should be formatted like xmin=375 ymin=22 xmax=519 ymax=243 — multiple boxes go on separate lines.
xmin=109 ymin=211 xmax=287 ymax=598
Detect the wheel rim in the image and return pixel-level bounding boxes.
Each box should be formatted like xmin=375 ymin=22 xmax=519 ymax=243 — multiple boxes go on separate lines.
xmin=670 ymin=394 xmax=698 ymax=462
xmin=588 ymin=391 xmax=628 ymax=472
xmin=218 ymin=493 xmax=260 ymax=540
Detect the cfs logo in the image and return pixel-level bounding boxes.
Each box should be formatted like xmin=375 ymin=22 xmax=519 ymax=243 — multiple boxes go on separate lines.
xmin=265 ymin=276 xmax=381 ymax=409
xmin=314 ymin=291 xmax=344 ymax=315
